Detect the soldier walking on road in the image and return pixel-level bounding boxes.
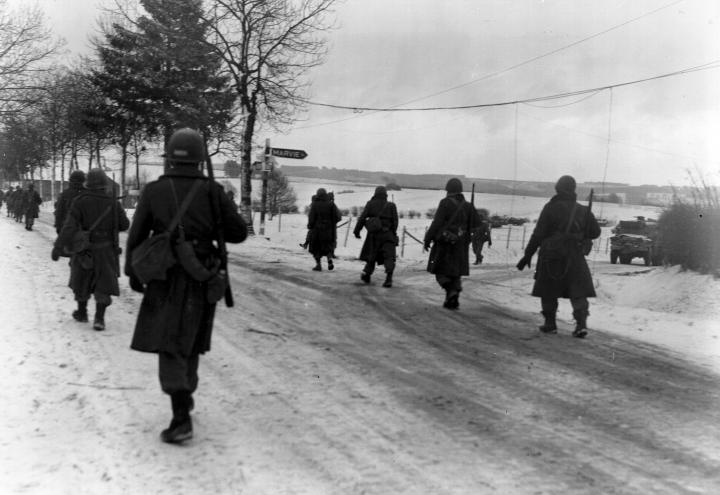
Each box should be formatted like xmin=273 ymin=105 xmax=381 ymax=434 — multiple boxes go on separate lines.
xmin=423 ymin=178 xmax=481 ymax=309
xmin=52 ymin=169 xmax=130 ymax=330
xmin=22 ymin=183 xmax=42 ymax=231
xmin=471 ymin=208 xmax=492 ymax=265
xmin=516 ymin=175 xmax=601 ymax=338
xmin=4 ymin=187 xmax=12 ymax=216
xmin=353 ymin=186 xmax=399 ymax=288
xmin=125 ymin=128 xmax=247 ymax=444
xmin=306 ymin=188 xmax=341 ymax=271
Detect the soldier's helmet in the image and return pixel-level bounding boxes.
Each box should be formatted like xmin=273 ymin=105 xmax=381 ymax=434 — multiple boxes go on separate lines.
xmin=445 ymin=178 xmax=463 ymax=193
xmin=86 ymin=168 xmax=108 ymax=189
xmin=69 ymin=170 xmax=86 ymax=184
xmin=165 ymin=128 xmax=205 ymax=164
xmin=555 ymin=175 xmax=576 ymax=195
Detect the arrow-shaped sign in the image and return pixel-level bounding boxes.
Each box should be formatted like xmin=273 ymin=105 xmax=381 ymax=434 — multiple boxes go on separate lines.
xmin=270 ymin=147 xmax=307 ymax=159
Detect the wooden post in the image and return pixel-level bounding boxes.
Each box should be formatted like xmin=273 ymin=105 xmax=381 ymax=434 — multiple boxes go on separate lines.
xmin=401 ymin=226 xmax=406 ymax=257
xmin=278 ymin=212 xmax=282 ymax=232
xmin=521 ymin=224 xmax=527 ymax=249
xmin=344 ymin=215 xmax=352 ymax=247
xmin=505 ymin=226 xmax=512 ymax=249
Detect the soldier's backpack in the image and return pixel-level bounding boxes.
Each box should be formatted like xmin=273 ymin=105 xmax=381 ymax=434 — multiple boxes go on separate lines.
xmin=130 ymin=180 xmax=202 ymax=284
xmin=66 ymin=205 xmax=112 ymax=255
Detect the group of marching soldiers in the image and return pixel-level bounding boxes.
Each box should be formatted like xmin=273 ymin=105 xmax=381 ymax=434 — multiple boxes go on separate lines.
xmin=2 ymin=183 xmax=42 ymax=230
xmin=4 ymin=127 xmax=600 ymax=446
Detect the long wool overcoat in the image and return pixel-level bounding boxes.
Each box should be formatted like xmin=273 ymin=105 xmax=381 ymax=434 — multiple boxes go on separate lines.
xmin=54 ymin=184 xmax=85 ymax=233
xmin=55 ymin=188 xmax=130 ymax=299
xmin=307 ymin=192 xmax=341 ymax=258
xmin=424 ymin=193 xmax=481 ymax=277
xmin=23 ymin=189 xmax=42 ymax=218
xmin=353 ymin=194 xmax=399 ymax=265
xmin=125 ymin=167 xmax=247 ymax=356
xmin=524 ymin=192 xmax=601 ymax=299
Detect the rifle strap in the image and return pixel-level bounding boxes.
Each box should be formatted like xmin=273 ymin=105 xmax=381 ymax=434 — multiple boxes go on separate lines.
xmin=87 ymin=204 xmax=112 ymax=233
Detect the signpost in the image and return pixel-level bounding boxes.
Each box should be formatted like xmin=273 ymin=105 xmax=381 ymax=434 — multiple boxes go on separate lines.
xmin=270 ymin=148 xmax=307 ymax=160
xmin=258 ymin=142 xmax=308 ymax=235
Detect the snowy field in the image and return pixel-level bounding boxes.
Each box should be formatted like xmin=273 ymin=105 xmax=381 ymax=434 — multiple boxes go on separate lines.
xmin=1 ymin=178 xmax=719 ymax=494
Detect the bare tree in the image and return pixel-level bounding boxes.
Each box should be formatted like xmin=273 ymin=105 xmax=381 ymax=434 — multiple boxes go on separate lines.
xmin=204 ymin=0 xmax=337 ymax=226
xmin=0 ymin=0 xmax=63 ymax=116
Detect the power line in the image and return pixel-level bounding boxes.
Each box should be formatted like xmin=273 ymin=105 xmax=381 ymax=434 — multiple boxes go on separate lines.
xmin=303 ymin=61 xmax=720 ymax=112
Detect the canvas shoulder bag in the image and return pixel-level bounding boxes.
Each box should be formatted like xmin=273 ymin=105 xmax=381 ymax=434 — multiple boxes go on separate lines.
xmin=67 ymin=204 xmax=112 ymax=255
xmin=364 ymin=202 xmax=388 ymax=233
xmin=131 ymin=179 xmax=203 ymax=284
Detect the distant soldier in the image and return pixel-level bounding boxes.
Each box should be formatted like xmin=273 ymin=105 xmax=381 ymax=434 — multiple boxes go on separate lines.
xmin=52 ymin=168 xmax=130 ymax=331
xmin=423 ymin=178 xmax=481 ymax=309
xmin=22 ymin=183 xmax=42 ymax=230
xmin=306 ymin=188 xmax=341 ymax=271
xmin=4 ymin=187 xmax=12 ymax=216
xmin=11 ymin=185 xmax=23 ymax=222
xmin=54 ymin=170 xmax=86 ymax=233
xmin=353 ymin=186 xmax=399 ymax=288
xmin=125 ymin=128 xmax=247 ymax=444
xmin=0 ymin=188 xmax=4 ymax=211
xmin=516 ymin=175 xmax=601 ymax=338
xmin=471 ymin=208 xmax=492 ymax=265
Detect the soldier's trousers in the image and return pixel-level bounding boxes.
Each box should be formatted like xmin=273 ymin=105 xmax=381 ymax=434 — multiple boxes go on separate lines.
xmin=159 ymin=352 xmax=199 ymax=396
xmin=364 ymin=241 xmax=396 ymax=275
xmin=541 ymin=297 xmax=589 ymax=315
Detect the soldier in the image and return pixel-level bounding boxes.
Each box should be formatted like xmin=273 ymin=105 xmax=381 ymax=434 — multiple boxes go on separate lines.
xmin=306 ymin=188 xmax=341 ymax=271
xmin=55 ymin=170 xmax=86 ymax=233
xmin=52 ymin=168 xmax=129 ymax=330
xmin=353 ymin=186 xmax=399 ymax=288
xmin=4 ymin=187 xmax=12 ymax=216
xmin=516 ymin=175 xmax=600 ymax=338
xmin=12 ymin=185 xmax=23 ymax=222
xmin=125 ymin=128 xmax=247 ymax=444
xmin=423 ymin=178 xmax=481 ymax=309
xmin=22 ymin=183 xmax=42 ymax=230
xmin=0 ymin=188 xmax=4 ymax=211
xmin=471 ymin=208 xmax=492 ymax=265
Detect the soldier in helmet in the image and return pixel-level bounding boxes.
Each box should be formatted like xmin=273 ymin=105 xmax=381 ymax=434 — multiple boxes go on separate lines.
xmin=306 ymin=188 xmax=341 ymax=271
xmin=54 ymin=170 xmax=86 ymax=233
xmin=353 ymin=186 xmax=399 ymax=288
xmin=125 ymin=127 xmax=248 ymax=444
xmin=516 ymin=175 xmax=601 ymax=338
xmin=423 ymin=178 xmax=481 ymax=309
xmin=52 ymin=168 xmax=130 ymax=329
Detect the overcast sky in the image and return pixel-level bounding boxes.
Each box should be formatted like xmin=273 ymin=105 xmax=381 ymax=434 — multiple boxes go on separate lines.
xmin=15 ymin=0 xmax=720 ymax=186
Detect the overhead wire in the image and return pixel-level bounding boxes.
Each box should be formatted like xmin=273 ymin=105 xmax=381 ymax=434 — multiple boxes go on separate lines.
xmin=302 ymin=61 xmax=720 ymax=113
xmin=295 ymin=0 xmax=687 ymax=129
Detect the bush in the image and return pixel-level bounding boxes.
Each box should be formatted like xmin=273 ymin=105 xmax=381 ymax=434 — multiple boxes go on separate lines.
xmin=658 ymin=201 xmax=720 ymax=275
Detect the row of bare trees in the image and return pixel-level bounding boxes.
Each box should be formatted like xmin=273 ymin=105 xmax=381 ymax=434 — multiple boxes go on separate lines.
xmin=0 ymin=0 xmax=337 ymax=218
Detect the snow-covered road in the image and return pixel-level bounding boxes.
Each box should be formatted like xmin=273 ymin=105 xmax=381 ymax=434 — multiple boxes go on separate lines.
xmin=1 ymin=208 xmax=719 ymax=494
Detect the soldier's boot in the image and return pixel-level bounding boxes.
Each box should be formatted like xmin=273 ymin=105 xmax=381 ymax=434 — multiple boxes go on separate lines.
xmin=327 ymin=257 xmax=334 ymax=271
xmin=161 ymin=391 xmax=193 ymax=444
xmin=539 ymin=311 xmax=558 ymax=333
xmin=93 ymin=303 xmax=107 ymax=331
xmin=312 ymin=257 xmax=322 ymax=271
xmin=443 ymin=287 xmax=460 ymax=309
xmin=72 ymin=301 xmax=88 ymax=323
xmin=572 ymin=310 xmax=589 ymax=339
xmin=361 ymin=271 xmax=371 ymax=284
xmin=382 ymin=271 xmax=393 ymax=288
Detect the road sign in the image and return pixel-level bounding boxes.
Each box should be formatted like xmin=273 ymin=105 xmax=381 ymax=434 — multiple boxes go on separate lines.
xmin=270 ymin=147 xmax=307 ymax=159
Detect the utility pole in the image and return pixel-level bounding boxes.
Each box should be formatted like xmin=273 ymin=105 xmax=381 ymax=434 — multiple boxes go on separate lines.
xmin=259 ymin=138 xmax=270 ymax=235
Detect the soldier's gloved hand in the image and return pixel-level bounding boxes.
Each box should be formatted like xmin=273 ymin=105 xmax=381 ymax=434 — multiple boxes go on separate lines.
xmin=51 ymin=246 xmax=61 ymax=261
xmin=354 ymin=232 xmax=361 ymax=239
xmin=129 ymin=276 xmax=145 ymax=293
xmin=516 ymin=255 xmax=532 ymax=271
xmin=423 ymin=242 xmax=431 ymax=252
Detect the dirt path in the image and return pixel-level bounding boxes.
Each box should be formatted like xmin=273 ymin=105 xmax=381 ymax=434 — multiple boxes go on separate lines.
xmin=11 ymin=212 xmax=720 ymax=494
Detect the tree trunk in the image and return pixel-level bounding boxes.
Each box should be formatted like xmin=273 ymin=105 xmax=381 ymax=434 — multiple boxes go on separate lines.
xmin=240 ymin=111 xmax=257 ymax=234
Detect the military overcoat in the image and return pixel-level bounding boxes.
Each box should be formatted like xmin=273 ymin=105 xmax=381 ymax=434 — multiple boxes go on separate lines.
xmin=125 ymin=167 xmax=247 ymax=356
xmin=524 ymin=192 xmax=601 ymax=299
xmin=55 ymin=188 xmax=130 ymax=299
xmin=353 ymin=195 xmax=399 ymax=265
xmin=307 ymin=192 xmax=341 ymax=258
xmin=424 ymin=193 xmax=481 ymax=277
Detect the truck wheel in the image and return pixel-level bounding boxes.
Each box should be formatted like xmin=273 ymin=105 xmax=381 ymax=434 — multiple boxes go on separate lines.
xmin=610 ymin=251 xmax=619 ymax=264
xmin=644 ymin=254 xmax=651 ymax=266
xmin=620 ymin=254 xmax=631 ymax=264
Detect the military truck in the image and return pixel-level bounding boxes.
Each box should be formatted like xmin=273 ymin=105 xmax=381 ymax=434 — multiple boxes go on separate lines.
xmin=609 ymin=216 xmax=662 ymax=266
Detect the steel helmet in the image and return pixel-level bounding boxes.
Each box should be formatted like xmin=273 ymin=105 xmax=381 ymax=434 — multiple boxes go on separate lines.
xmin=165 ymin=128 xmax=205 ymax=164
